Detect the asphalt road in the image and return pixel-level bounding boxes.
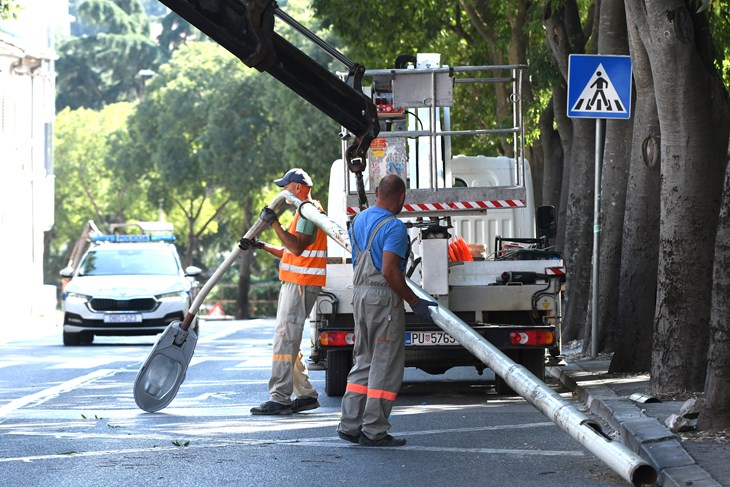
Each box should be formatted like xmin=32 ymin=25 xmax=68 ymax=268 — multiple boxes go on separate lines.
xmin=0 ymin=318 xmax=629 ymax=487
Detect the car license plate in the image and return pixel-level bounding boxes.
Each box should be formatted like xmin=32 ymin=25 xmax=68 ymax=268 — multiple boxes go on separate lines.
xmin=104 ymin=314 xmax=143 ymax=323
xmin=405 ymin=331 xmax=458 ymax=346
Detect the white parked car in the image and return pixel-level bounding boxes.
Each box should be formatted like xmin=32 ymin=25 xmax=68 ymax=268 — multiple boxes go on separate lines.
xmin=60 ymin=234 xmax=201 ymax=346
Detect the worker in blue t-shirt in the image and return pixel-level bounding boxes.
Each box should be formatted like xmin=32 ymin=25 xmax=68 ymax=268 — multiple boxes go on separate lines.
xmin=337 ymin=174 xmax=437 ymax=447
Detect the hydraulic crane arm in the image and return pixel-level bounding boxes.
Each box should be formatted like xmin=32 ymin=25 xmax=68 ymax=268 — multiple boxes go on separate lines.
xmin=157 ymin=0 xmax=378 ymax=169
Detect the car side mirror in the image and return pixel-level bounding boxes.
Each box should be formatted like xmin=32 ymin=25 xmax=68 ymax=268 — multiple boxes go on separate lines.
xmin=536 ymin=206 xmax=557 ymax=240
xmin=185 ymin=265 xmax=202 ymax=277
xmin=59 ymin=266 xmax=75 ymax=278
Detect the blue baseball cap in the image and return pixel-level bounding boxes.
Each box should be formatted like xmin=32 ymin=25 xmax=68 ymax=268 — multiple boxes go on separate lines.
xmin=274 ymin=168 xmax=313 ymax=187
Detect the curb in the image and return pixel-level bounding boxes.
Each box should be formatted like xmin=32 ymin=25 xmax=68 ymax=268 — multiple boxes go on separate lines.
xmin=547 ymin=363 xmax=722 ymax=487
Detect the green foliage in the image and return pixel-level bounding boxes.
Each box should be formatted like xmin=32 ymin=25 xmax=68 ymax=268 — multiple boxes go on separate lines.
xmin=48 ymin=102 xmax=155 ymax=281
xmin=53 ymin=0 xmax=342 ymax=277
xmin=56 ymin=0 xmax=159 ymax=110
xmin=108 ymin=32 xmax=339 ymax=266
xmin=157 ymin=10 xmax=195 ymax=57
xmin=269 ymin=0 xmax=343 ymax=190
xmin=311 ymin=1 xmax=461 ymax=68
xmin=706 ymin=0 xmax=730 ymax=84
xmin=107 ymin=42 xmax=238 ymax=262
xmin=0 ymin=0 xmax=21 ymax=20
xmin=310 ymin=0 xmax=559 ymax=158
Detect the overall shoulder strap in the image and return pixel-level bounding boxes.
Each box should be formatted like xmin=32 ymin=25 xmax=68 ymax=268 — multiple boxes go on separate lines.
xmin=364 ymin=216 xmax=396 ymax=252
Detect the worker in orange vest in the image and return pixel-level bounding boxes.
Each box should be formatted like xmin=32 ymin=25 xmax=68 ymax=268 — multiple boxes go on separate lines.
xmin=240 ymin=168 xmax=326 ymax=415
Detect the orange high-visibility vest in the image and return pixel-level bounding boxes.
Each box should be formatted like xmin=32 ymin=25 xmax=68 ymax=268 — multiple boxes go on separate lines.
xmin=279 ymin=201 xmax=327 ymax=286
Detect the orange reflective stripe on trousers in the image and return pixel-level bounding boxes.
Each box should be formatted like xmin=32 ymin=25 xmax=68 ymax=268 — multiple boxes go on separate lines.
xmin=346 ymin=382 xmax=398 ymax=401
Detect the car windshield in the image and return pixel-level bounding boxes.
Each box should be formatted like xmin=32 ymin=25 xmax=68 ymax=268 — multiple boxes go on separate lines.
xmin=78 ymin=247 xmax=180 ymax=276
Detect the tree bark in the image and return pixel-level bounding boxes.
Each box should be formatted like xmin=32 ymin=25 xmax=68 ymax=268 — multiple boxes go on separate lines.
xmin=590 ymin=0 xmax=632 ymax=353
xmin=700 ymin=151 xmax=730 ymax=430
xmin=624 ymin=1 xmax=729 ymax=394
xmin=540 ymin=97 xmax=563 ymax=210
xmin=553 ymin=84 xmax=572 ymax=252
xmin=236 ymin=204 xmax=256 ymax=319
xmin=543 ymin=0 xmax=593 ymax=342
xmin=609 ymin=6 xmax=660 ymax=373
xmin=561 ymin=119 xmax=595 ymax=342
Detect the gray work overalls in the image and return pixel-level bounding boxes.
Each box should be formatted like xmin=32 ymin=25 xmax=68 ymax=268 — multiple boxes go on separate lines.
xmin=338 ymin=215 xmax=406 ymax=441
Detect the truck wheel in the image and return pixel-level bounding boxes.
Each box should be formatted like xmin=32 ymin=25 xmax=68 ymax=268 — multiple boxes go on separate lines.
xmin=63 ymin=331 xmax=81 ymax=346
xmin=521 ymin=349 xmax=546 ymax=382
xmin=494 ymin=350 xmax=518 ymax=395
xmin=494 ymin=350 xmax=546 ymax=395
xmin=325 ymin=350 xmax=352 ymax=397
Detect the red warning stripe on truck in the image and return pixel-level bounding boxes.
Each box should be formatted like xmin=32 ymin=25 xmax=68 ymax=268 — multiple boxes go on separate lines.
xmin=346 ymin=199 xmax=526 ymax=215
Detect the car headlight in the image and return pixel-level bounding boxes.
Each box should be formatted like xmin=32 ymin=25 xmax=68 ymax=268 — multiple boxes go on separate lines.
xmin=156 ymin=291 xmax=187 ymax=302
xmin=64 ymin=292 xmax=91 ymax=303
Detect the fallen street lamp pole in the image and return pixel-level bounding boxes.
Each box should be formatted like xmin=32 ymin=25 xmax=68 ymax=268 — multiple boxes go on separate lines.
xmin=289 ymin=191 xmax=657 ymax=487
xmin=133 ymin=192 xmax=292 ymax=412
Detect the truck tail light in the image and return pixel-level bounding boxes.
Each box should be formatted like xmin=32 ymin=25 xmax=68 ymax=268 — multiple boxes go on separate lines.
xmin=509 ymin=330 xmax=554 ymax=346
xmin=319 ymin=331 xmax=355 ymax=347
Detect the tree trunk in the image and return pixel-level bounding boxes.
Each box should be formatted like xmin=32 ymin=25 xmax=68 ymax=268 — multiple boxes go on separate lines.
xmin=609 ymin=10 xmax=661 ymax=373
xmin=591 ymin=0 xmax=632 ymax=353
xmin=506 ymin=0 xmax=544 ymax=204
xmin=562 ymin=119 xmax=595 ymax=342
xmin=236 ymin=248 xmax=253 ymax=319
xmin=624 ymin=1 xmax=729 ymax=394
xmin=700 ymin=153 xmax=730 ymax=430
xmin=553 ymin=84 xmax=572 ymax=252
xmin=539 ymin=98 xmax=563 ymax=210
xmin=543 ymin=0 xmax=593 ymax=342
xmin=236 ymin=204 xmax=255 ymax=319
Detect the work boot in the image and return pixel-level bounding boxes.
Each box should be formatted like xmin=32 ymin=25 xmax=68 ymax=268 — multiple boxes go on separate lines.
xmin=337 ymin=430 xmax=361 ymax=444
xmin=358 ymin=434 xmax=407 ymax=447
xmin=250 ymin=401 xmax=293 ymax=415
xmin=291 ymin=397 xmax=320 ymax=413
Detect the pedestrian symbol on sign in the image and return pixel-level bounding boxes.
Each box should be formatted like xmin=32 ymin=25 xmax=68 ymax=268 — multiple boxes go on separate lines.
xmin=571 ymin=64 xmax=626 ymax=114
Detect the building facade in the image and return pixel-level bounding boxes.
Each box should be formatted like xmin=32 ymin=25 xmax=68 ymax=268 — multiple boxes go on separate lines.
xmin=0 ymin=1 xmax=66 ymax=323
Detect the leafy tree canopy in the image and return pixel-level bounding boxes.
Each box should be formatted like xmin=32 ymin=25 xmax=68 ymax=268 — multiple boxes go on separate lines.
xmin=0 ymin=0 xmax=20 ymax=20
xmin=57 ymin=0 xmax=158 ymax=110
xmin=50 ymin=102 xmax=155 ymax=273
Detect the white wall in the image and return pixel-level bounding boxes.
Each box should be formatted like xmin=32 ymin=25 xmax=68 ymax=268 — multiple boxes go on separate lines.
xmin=0 ymin=0 xmax=67 ymax=322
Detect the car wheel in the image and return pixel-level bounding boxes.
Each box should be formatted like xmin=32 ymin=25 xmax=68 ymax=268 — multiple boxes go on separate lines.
xmin=80 ymin=332 xmax=94 ymax=345
xmin=63 ymin=331 xmax=81 ymax=346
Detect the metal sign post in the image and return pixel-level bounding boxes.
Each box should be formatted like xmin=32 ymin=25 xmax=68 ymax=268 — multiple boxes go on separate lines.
xmin=567 ymin=54 xmax=632 ymax=357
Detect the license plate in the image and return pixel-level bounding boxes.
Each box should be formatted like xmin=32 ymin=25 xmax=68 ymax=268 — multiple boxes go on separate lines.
xmin=405 ymin=331 xmax=458 ymax=346
xmin=104 ymin=314 xmax=143 ymax=323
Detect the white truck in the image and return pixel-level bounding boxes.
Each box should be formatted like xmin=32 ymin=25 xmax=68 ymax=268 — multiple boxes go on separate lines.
xmin=311 ymin=54 xmax=565 ymax=396
xmin=150 ymin=1 xmax=564 ymax=398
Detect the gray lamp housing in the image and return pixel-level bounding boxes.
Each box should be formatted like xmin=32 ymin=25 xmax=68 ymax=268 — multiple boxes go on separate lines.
xmin=134 ymin=321 xmax=198 ymax=412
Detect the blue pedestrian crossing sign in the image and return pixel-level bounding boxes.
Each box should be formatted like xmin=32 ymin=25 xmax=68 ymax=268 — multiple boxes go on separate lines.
xmin=567 ymin=54 xmax=632 ymax=119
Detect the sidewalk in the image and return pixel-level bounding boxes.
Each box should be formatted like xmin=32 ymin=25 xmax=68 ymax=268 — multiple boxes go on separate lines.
xmin=0 ymin=311 xmax=61 ymax=345
xmin=548 ymin=356 xmax=730 ymax=486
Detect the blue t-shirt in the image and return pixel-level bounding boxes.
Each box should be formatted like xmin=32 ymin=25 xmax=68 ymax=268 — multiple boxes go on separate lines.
xmin=350 ymin=206 xmax=408 ymax=272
